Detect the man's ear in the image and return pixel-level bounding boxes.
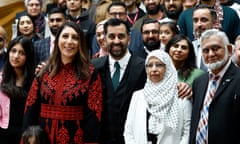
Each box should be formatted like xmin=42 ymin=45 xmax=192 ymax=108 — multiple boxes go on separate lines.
xmin=227 ymin=44 xmax=233 ymax=56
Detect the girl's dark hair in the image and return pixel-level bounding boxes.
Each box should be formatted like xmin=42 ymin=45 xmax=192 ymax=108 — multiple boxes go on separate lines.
xmin=38 ymin=21 xmax=90 ymax=79
xmin=22 ymin=126 xmax=50 ymax=144
xmin=159 ymin=20 xmax=179 ymax=35
xmin=1 ymin=36 xmax=35 ymax=98
xmin=17 ymin=13 xmax=36 ymax=37
xmin=165 ymin=34 xmax=197 ymax=78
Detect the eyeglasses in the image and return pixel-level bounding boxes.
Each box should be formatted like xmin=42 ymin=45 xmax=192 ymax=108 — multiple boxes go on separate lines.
xmin=28 ymin=3 xmax=40 ymax=7
xmin=146 ymin=63 xmax=165 ymax=68
xmin=109 ymin=12 xmax=126 ymax=17
xmin=142 ymin=30 xmax=159 ymax=35
xmin=49 ymin=18 xmax=63 ymax=22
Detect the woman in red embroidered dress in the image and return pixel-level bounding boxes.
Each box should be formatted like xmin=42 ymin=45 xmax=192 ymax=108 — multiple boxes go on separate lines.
xmin=23 ymin=22 xmax=103 ymax=144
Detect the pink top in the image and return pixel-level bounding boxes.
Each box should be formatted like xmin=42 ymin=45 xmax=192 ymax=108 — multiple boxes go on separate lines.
xmin=0 ymin=73 xmax=10 ymax=129
xmin=0 ymin=90 xmax=10 ymax=129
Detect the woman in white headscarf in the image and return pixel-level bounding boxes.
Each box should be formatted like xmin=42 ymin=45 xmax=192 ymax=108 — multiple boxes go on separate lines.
xmin=124 ymin=50 xmax=191 ymax=144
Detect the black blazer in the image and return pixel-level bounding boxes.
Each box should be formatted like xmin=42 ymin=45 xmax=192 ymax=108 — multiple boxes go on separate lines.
xmin=190 ymin=62 xmax=240 ymax=144
xmin=91 ymin=55 xmax=147 ymax=144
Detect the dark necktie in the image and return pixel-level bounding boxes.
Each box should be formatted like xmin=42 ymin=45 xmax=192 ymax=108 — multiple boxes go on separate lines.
xmin=112 ymin=62 xmax=120 ymax=90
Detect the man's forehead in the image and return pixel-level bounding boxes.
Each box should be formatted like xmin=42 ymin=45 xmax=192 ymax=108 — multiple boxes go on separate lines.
xmin=109 ymin=6 xmax=126 ymax=12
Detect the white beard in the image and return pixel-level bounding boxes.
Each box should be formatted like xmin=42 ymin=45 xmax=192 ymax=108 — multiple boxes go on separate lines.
xmin=204 ymin=50 xmax=229 ymax=71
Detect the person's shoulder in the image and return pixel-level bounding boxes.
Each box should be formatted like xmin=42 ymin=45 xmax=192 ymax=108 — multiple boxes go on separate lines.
xmin=130 ymin=54 xmax=145 ymax=65
xmin=191 ymin=68 xmax=205 ymax=76
xmin=132 ymin=89 xmax=144 ymax=99
xmin=180 ymin=8 xmax=194 ymax=16
xmin=34 ymin=37 xmax=50 ymax=46
xmin=222 ymin=5 xmax=239 ymax=15
xmin=91 ymin=56 xmax=108 ymax=68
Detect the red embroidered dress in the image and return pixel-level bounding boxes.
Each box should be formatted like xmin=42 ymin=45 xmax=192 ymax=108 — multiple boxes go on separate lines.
xmin=23 ymin=63 xmax=102 ymax=144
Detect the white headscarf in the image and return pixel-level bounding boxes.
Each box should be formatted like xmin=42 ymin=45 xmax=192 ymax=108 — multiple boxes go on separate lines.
xmin=143 ymin=50 xmax=179 ymax=135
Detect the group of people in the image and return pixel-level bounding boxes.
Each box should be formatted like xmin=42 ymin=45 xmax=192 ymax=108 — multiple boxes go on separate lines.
xmin=0 ymin=0 xmax=240 ymax=144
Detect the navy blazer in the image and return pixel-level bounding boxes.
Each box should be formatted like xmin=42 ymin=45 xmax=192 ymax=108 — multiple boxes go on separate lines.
xmin=34 ymin=37 xmax=51 ymax=66
xmin=91 ymin=55 xmax=146 ymax=144
xmin=190 ymin=62 xmax=240 ymax=144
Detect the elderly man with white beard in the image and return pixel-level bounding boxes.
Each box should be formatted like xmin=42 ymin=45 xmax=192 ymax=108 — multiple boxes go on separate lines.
xmin=190 ymin=29 xmax=240 ymax=144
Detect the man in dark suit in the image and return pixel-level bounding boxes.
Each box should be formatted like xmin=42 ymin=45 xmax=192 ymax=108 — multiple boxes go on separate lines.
xmin=91 ymin=18 xmax=146 ymax=144
xmin=190 ymin=29 xmax=240 ymax=144
xmin=34 ymin=8 xmax=65 ymax=66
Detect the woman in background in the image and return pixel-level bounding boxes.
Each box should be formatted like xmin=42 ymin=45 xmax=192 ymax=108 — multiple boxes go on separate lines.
xmin=16 ymin=14 xmax=42 ymax=42
xmin=0 ymin=36 xmax=35 ymax=144
xmin=165 ymin=34 xmax=203 ymax=86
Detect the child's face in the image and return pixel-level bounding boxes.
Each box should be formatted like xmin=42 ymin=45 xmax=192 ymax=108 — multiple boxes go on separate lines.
xmin=159 ymin=24 xmax=174 ymax=46
xmin=28 ymin=136 xmax=37 ymax=144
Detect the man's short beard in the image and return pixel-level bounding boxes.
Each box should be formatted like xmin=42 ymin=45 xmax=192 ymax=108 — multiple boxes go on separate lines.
xmin=144 ymin=41 xmax=161 ymax=51
xmin=147 ymin=4 xmax=161 ymax=15
xmin=164 ymin=6 xmax=183 ymax=20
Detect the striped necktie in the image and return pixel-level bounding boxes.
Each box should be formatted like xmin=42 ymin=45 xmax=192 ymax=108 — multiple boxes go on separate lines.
xmin=196 ymin=74 xmax=220 ymax=144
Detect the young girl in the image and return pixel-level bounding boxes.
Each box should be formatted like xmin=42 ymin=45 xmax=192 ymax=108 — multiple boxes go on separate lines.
xmin=0 ymin=36 xmax=35 ymax=144
xmin=159 ymin=18 xmax=179 ymax=51
xmin=22 ymin=126 xmax=50 ymax=144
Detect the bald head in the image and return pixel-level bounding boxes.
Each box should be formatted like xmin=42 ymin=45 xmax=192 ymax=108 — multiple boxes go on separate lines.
xmin=0 ymin=26 xmax=6 ymax=49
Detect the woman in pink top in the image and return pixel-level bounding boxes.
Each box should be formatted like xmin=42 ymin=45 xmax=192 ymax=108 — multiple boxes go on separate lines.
xmin=0 ymin=36 xmax=35 ymax=144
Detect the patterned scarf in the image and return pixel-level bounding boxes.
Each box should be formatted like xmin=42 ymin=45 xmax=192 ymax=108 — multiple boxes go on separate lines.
xmin=143 ymin=50 xmax=179 ymax=135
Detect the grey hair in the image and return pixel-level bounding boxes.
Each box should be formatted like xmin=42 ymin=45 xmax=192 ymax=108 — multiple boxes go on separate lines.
xmin=200 ymin=28 xmax=229 ymax=48
xmin=24 ymin=0 xmax=42 ymax=8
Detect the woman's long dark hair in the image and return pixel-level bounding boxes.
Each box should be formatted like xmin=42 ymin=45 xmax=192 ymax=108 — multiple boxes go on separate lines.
xmin=38 ymin=21 xmax=90 ymax=79
xmin=0 ymin=36 xmax=35 ymax=98
xmin=165 ymin=34 xmax=197 ymax=79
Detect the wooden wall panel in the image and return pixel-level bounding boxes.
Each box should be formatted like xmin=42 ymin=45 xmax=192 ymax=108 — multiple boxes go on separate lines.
xmin=0 ymin=0 xmax=25 ymax=43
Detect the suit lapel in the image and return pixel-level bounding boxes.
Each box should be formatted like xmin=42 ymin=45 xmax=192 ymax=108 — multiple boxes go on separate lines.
xmin=213 ymin=63 xmax=235 ymax=101
xmin=196 ymin=74 xmax=209 ymax=112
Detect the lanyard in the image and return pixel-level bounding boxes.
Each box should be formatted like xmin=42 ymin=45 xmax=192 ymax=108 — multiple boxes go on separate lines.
xmin=127 ymin=8 xmax=139 ymax=25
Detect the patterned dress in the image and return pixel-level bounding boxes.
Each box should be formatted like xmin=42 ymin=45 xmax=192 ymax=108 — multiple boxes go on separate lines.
xmin=23 ymin=63 xmax=102 ymax=144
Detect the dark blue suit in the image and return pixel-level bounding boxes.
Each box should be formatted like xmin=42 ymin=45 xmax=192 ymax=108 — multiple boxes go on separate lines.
xmin=190 ymin=62 xmax=240 ymax=144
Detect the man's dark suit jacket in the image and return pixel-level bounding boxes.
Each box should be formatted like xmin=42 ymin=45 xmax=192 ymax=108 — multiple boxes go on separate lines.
xmin=34 ymin=37 xmax=51 ymax=66
xmin=91 ymin=55 xmax=147 ymax=144
xmin=190 ymin=62 xmax=240 ymax=144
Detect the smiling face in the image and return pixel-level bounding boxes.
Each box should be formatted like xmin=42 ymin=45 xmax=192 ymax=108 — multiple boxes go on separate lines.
xmin=18 ymin=16 xmax=34 ymax=37
xmin=96 ymin=24 xmax=106 ymax=49
xmin=163 ymin=0 xmax=183 ymax=19
xmin=142 ymin=22 xmax=161 ymax=51
xmin=201 ymin=35 xmax=230 ymax=74
xmin=58 ymin=26 xmax=79 ymax=64
xmin=169 ymin=39 xmax=189 ymax=63
xmin=159 ymin=24 xmax=174 ymax=46
xmin=48 ymin=13 xmax=65 ymax=36
xmin=27 ymin=0 xmax=41 ymax=17
xmin=193 ymin=8 xmax=214 ymax=38
xmin=105 ymin=23 xmax=130 ymax=60
xmin=9 ymin=43 xmax=26 ymax=70
xmin=146 ymin=56 xmax=166 ymax=83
